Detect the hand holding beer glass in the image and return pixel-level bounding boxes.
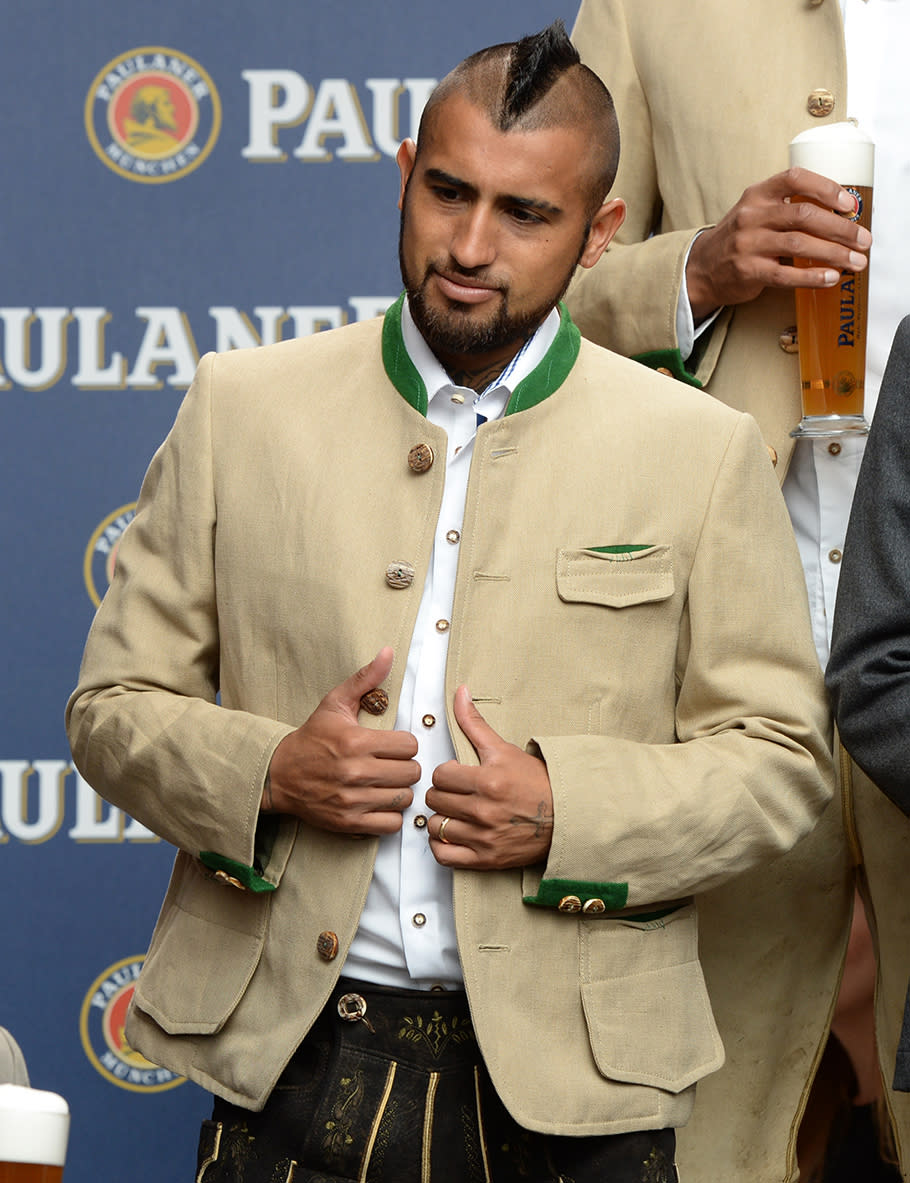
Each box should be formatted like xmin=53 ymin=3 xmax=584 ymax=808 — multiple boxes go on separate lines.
xmin=0 ymin=1086 xmax=69 ymax=1182
xmin=789 ymin=122 xmax=874 ymax=438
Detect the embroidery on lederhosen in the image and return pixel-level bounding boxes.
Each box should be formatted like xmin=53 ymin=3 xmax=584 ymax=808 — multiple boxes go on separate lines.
xmin=322 ymin=1070 xmax=365 ymax=1160
xmin=397 ymin=1010 xmax=475 ymax=1058
xmin=642 ymin=1146 xmax=676 ymax=1183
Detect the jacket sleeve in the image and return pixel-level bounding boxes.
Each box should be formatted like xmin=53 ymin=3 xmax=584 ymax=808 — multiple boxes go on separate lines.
xmin=65 ymin=353 xmax=296 ymax=889
xmin=530 ymin=412 xmax=833 ymax=908
xmin=568 ymin=0 xmax=729 ymax=387
xmin=827 ymin=316 xmax=910 ymax=814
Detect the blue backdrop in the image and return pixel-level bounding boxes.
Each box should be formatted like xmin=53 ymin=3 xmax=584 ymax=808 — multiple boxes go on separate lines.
xmin=0 ymin=2 xmax=579 ymax=1178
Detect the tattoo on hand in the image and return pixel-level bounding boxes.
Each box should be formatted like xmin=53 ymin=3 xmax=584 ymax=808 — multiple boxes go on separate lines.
xmin=510 ymin=802 xmax=553 ymax=839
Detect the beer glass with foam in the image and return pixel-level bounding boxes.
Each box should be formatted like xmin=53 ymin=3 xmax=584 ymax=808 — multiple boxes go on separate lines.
xmin=789 ymin=121 xmax=874 ymax=438
xmin=0 ymin=1085 xmax=69 ymax=1182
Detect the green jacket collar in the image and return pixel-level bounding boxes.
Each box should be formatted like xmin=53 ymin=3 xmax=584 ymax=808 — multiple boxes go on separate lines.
xmin=381 ymin=293 xmax=581 ymax=419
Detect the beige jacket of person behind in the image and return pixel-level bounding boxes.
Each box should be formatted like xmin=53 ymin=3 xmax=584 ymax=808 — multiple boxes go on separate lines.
xmin=569 ymin=0 xmax=848 ymax=481
xmin=568 ymin=4 xmax=910 ymax=1181
xmin=66 ymin=314 xmax=832 ymax=1138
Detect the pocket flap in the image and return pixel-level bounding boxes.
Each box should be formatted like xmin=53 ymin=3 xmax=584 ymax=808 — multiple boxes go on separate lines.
xmin=556 ymin=546 xmax=674 ymax=608
xmin=581 ymin=960 xmax=724 ymax=1093
xmin=133 ymin=903 xmax=268 ymax=1035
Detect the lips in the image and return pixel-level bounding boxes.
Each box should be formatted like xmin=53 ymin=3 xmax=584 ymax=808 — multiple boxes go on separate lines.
xmin=432 ymin=270 xmax=502 ymax=306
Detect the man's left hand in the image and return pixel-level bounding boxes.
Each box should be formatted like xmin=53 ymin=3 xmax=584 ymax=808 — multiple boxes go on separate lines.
xmin=426 ymin=686 xmax=553 ymax=869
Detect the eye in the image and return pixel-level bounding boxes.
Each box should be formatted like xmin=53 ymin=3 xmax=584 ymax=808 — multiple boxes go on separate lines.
xmin=509 ymin=205 xmax=545 ymax=226
xmin=431 ymin=184 xmax=461 ymax=203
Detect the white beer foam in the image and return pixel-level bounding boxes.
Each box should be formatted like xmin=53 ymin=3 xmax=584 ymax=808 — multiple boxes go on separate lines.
xmin=0 ymin=1084 xmax=69 ymax=1166
xmin=789 ymin=121 xmax=875 ymax=186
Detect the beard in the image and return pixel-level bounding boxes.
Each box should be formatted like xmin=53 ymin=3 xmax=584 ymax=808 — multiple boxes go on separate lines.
xmin=398 ymin=204 xmax=586 ymax=361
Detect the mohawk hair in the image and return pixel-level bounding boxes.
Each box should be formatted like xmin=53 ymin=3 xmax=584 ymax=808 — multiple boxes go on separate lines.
xmin=415 ymin=22 xmax=621 ymax=213
xmin=500 ymin=20 xmax=580 ymax=129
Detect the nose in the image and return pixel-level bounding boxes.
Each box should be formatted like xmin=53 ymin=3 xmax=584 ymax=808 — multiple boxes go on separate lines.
xmin=450 ymin=206 xmax=496 ymax=270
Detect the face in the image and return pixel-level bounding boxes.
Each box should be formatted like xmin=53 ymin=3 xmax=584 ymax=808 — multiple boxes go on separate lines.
xmin=397 ymin=94 xmax=624 ymax=378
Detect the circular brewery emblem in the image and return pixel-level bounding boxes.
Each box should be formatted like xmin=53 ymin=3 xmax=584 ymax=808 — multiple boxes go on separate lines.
xmin=80 ymin=956 xmax=185 ymax=1092
xmin=84 ymin=503 xmax=137 ymax=607
xmin=836 ymin=370 xmax=858 ymax=398
xmin=844 ymin=187 xmax=864 ymax=224
xmin=85 ymin=47 xmax=221 ymax=183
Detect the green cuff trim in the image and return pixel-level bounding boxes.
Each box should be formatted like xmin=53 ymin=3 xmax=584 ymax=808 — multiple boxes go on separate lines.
xmin=523 ymin=878 xmax=629 ymax=910
xmin=632 ymin=348 xmax=703 ymax=388
xmin=199 ymin=852 xmax=276 ymax=893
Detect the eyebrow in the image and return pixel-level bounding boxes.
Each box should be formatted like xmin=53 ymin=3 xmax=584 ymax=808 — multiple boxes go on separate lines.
xmin=423 ymin=167 xmax=563 ymax=217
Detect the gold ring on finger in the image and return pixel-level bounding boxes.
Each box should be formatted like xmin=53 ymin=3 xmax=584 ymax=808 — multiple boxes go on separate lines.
xmin=438 ymin=816 xmax=452 ymax=844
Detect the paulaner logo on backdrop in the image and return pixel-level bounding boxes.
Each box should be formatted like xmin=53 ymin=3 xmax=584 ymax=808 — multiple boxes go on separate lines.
xmin=80 ymin=957 xmax=184 ymax=1092
xmin=85 ymin=47 xmax=221 ymax=183
xmin=84 ymin=504 xmax=137 ymax=607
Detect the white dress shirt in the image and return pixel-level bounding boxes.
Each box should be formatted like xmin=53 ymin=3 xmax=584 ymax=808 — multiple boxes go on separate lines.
xmin=343 ymin=300 xmax=560 ymax=988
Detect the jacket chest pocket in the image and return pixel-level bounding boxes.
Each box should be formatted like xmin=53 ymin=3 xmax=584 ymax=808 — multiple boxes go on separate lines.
xmin=556 ymin=546 xmax=674 ymax=608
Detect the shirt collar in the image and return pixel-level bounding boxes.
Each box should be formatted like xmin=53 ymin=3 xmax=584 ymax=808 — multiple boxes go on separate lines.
xmin=400 ymin=297 xmax=560 ymax=425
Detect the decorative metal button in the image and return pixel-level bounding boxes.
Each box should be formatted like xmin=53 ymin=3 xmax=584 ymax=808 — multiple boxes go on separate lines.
xmin=413 ymin=814 xmax=428 ymax=829
xmin=412 ymin=912 xmax=427 ymax=927
xmin=435 ymin=619 xmax=450 ymax=633
xmin=408 ymin=443 xmax=435 ymax=473
xmin=338 ymin=993 xmax=368 ymax=1022
xmin=582 ymin=898 xmax=607 ymax=915
xmin=386 ymin=561 xmax=415 ymax=589
xmin=767 ymin=445 xmax=778 ymax=468
xmin=807 ymin=88 xmax=835 ymax=118
xmin=779 ymin=326 xmax=798 ymax=354
xmin=422 ymin=714 xmax=436 ymax=728
xmin=317 ymin=931 xmax=339 ymax=961
xmin=446 ymin=530 xmax=461 ymax=545
xmin=828 ymin=441 xmax=842 ymax=456
xmin=558 ymin=895 xmax=582 ymax=913
xmin=360 ymin=688 xmax=389 ymax=716
xmin=828 ymin=549 xmax=843 ymax=564
xmin=214 ymin=869 xmax=247 ymax=891
xmin=656 ymin=367 xmax=673 ymax=377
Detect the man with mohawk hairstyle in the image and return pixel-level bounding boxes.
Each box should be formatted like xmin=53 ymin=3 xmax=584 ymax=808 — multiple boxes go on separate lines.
xmin=67 ymin=21 xmax=831 ymax=1182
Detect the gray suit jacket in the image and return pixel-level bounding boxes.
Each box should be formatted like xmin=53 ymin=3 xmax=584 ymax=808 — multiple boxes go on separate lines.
xmin=828 ymin=314 xmax=910 ymax=1088
xmin=0 ymin=1027 xmax=29 ymax=1086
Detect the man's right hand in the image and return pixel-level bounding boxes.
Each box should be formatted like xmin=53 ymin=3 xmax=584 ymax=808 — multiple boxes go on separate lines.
xmin=686 ymin=167 xmax=872 ymax=324
xmin=263 ymin=647 xmax=419 ymax=835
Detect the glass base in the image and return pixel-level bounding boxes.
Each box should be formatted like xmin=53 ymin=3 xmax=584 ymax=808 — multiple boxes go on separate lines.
xmin=790 ymin=414 xmax=870 ymax=439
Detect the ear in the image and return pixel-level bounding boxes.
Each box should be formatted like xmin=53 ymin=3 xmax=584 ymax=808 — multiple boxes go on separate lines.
xmin=578 ymin=197 xmax=626 ymax=269
xmin=396 ymin=139 xmax=417 ymax=210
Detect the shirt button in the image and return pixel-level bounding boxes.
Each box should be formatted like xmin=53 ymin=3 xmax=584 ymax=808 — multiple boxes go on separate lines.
xmin=435 ymin=619 xmax=450 ymax=633
xmin=446 ymin=529 xmax=461 ymax=545
xmin=450 ymin=392 xmax=465 ymax=404
xmin=422 ymin=714 xmax=436 ymax=728
xmin=828 ymin=441 xmax=842 ymax=456
xmin=412 ymin=913 xmax=427 ymax=928
xmin=413 ymin=814 xmax=428 ymax=830
xmin=828 ymin=549 xmax=843 ymax=564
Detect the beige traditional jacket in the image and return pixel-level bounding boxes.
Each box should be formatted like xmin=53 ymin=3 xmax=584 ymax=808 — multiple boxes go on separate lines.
xmin=570 ymin=4 xmax=910 ymax=1179
xmin=66 ymin=304 xmax=831 ymax=1136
